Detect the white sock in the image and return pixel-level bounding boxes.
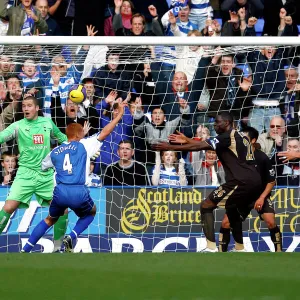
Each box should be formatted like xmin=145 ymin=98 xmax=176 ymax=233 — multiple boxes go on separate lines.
xmin=53 ymin=238 xmax=63 ymax=252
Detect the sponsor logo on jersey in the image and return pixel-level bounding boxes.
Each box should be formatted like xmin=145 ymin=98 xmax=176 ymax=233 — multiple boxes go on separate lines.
xmin=209 ymin=138 xmax=219 ymax=150
xmin=33 ymin=134 xmax=44 ymax=144
xmin=269 ymin=169 xmax=275 ymax=177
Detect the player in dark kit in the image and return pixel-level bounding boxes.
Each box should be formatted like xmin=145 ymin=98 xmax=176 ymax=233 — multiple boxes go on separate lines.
xmin=219 ymin=127 xmax=282 ymax=252
xmin=153 ymin=112 xmax=262 ymax=252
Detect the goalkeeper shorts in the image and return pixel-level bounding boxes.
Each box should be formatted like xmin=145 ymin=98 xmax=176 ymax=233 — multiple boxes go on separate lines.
xmin=6 ymin=167 xmax=54 ymax=208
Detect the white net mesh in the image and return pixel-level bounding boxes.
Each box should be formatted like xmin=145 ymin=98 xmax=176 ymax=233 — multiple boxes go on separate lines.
xmin=0 ymin=39 xmax=300 ymax=252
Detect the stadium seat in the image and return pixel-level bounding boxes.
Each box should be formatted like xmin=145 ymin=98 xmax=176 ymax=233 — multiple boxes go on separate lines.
xmin=215 ymin=18 xmax=223 ymax=28
xmin=255 ymin=19 xmax=264 ymax=36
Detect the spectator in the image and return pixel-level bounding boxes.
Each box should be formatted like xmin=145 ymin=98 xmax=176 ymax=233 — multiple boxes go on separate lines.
xmin=278 ymin=7 xmax=299 ymax=36
xmin=131 ymin=63 xmax=156 ymax=107
xmin=4 ymin=76 xmax=30 ymax=122
xmin=263 ymin=0 xmax=296 ymax=36
xmin=87 ymin=162 xmax=102 ymax=187
xmin=113 ymin=0 xmax=134 ymax=35
xmin=205 ymin=51 xmax=253 ymax=136
xmin=48 ymin=0 xmax=74 ymax=36
xmin=114 ymin=12 xmax=161 ymax=36
xmin=133 ymin=99 xmax=190 ymax=165
xmin=201 ymin=17 xmax=222 ymax=36
xmin=189 ymin=0 xmax=213 ymax=31
xmin=193 ymin=149 xmax=225 ymax=186
xmin=257 ymin=116 xmax=287 ymax=159
xmin=246 ymin=44 xmax=291 ymax=133
xmin=153 ymin=56 xmax=209 ymax=124
xmin=277 ymin=138 xmax=300 ymax=186
xmin=221 ymin=8 xmax=257 ymax=36
xmin=0 ymin=55 xmax=15 ymax=79
xmin=0 ymin=77 xmax=6 ymax=106
xmin=283 ymin=66 xmax=300 ymax=137
xmin=103 ymin=140 xmax=150 ymax=186
xmin=0 ymin=80 xmax=18 ymax=153
xmin=82 ymin=77 xmax=100 ymax=107
xmin=186 ymin=125 xmax=210 ymax=181
xmin=95 ymin=91 xmax=133 ymax=175
xmin=36 ymin=0 xmax=61 ymax=36
xmin=19 ymin=58 xmax=41 ymax=88
xmin=0 ymin=151 xmax=17 ymax=186
xmin=40 ymin=24 xmax=95 ymax=117
xmin=152 ymin=151 xmax=187 ymax=186
xmin=161 ymin=1 xmax=198 ymax=35
xmin=175 ymin=30 xmax=204 ymax=84
xmin=51 ymin=92 xmax=98 ymax=136
xmin=0 ymin=0 xmax=48 ymax=35
xmin=93 ymin=50 xmax=130 ymax=99
xmin=221 ymin=0 xmax=264 ymax=25
xmin=134 ymin=99 xmax=190 ymax=145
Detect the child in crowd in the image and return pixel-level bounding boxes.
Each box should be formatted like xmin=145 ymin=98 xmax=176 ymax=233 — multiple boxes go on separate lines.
xmin=152 ymin=151 xmax=187 ymax=186
xmin=0 ymin=152 xmax=17 ymax=186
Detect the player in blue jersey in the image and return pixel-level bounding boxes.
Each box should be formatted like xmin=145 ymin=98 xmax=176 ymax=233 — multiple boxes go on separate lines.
xmin=22 ymin=103 xmax=125 ymax=253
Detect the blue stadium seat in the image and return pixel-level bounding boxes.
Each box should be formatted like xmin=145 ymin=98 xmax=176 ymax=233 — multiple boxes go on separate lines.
xmin=214 ymin=18 xmax=265 ymax=36
xmin=254 ymin=19 xmax=264 ymax=36
xmin=215 ymin=18 xmax=223 ymax=28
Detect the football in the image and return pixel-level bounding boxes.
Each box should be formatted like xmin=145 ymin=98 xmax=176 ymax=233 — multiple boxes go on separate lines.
xmin=68 ymin=84 xmax=87 ymax=103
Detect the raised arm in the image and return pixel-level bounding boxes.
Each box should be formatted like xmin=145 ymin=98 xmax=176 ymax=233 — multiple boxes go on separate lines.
xmin=0 ymin=0 xmax=9 ymax=19
xmin=48 ymin=0 xmax=62 ymax=15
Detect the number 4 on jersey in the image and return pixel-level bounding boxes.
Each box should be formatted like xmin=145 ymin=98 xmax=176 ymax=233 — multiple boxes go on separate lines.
xmin=63 ymin=153 xmax=73 ymax=174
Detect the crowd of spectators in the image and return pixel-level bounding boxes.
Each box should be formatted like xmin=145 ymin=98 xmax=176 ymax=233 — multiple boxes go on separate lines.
xmin=0 ymin=0 xmax=300 ymax=188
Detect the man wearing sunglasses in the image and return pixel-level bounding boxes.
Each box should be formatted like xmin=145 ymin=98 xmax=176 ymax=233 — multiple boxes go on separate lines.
xmin=257 ymin=116 xmax=287 ymax=159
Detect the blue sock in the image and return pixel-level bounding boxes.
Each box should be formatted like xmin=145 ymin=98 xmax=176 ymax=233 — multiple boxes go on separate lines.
xmin=23 ymin=220 xmax=50 ymax=253
xmin=69 ymin=215 xmax=94 ymax=240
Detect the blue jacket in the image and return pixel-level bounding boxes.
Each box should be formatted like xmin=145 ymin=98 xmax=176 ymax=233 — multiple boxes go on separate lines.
xmin=94 ymin=100 xmax=133 ymax=171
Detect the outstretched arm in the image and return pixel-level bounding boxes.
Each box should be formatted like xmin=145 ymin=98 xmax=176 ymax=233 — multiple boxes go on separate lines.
xmin=153 ymin=140 xmax=212 ymax=152
xmin=153 ymin=132 xmax=213 ymax=152
xmin=278 ymin=151 xmax=300 ymax=163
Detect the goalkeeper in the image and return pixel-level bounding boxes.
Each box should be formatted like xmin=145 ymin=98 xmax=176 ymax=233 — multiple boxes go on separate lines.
xmin=0 ymin=96 xmax=69 ymax=252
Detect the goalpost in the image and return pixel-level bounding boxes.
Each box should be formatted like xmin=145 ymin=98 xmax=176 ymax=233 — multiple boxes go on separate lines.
xmin=0 ymin=36 xmax=299 ymax=253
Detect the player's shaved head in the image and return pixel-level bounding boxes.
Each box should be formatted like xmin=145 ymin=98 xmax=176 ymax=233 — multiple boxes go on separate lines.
xmin=66 ymin=123 xmax=84 ymax=141
xmin=214 ymin=112 xmax=234 ymax=134
xmin=218 ymin=112 xmax=234 ymax=124
xmin=23 ymin=96 xmax=39 ymax=107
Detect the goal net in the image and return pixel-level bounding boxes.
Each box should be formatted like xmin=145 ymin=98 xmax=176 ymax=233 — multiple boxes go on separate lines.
xmin=0 ymin=36 xmax=299 ymax=253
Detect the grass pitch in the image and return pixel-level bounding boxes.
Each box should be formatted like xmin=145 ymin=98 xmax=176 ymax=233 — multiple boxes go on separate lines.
xmin=0 ymin=253 xmax=299 ymax=300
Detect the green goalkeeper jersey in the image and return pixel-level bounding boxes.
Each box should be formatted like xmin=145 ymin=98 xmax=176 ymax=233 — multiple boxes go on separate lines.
xmin=0 ymin=117 xmax=67 ymax=174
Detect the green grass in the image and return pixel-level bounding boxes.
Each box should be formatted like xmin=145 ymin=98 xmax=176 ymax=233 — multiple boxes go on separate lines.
xmin=0 ymin=254 xmax=299 ymax=300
